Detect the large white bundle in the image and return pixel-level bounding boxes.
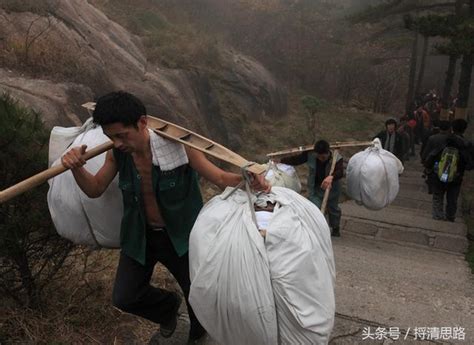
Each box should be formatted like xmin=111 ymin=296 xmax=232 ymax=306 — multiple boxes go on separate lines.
xmin=47 ymin=126 xmax=122 ymax=248
xmin=264 ymin=162 xmax=302 ymax=193
xmin=189 ymin=187 xmax=335 ymax=345
xmin=346 ymin=138 xmax=404 ymax=210
xmin=189 ymin=189 xmax=278 ymax=345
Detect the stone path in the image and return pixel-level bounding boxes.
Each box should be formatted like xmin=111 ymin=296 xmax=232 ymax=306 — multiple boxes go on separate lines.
xmin=333 ymin=154 xmax=473 ymax=344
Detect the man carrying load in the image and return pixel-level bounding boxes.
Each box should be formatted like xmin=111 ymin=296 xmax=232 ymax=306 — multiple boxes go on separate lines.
xmin=279 ymin=140 xmax=343 ymax=237
xmin=61 ymin=91 xmax=270 ymax=344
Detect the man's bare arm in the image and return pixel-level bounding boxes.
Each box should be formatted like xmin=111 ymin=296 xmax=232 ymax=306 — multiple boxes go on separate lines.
xmin=185 ymin=147 xmax=270 ymax=192
xmin=62 ymin=145 xmax=118 ymax=198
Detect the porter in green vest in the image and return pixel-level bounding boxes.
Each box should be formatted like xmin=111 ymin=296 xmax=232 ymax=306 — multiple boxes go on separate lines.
xmin=280 ymin=139 xmax=344 ymax=237
xmin=61 ymin=91 xmax=270 ymax=343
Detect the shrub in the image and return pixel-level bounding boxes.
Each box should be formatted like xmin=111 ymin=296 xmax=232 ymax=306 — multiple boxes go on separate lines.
xmin=0 ymin=93 xmax=74 ymax=308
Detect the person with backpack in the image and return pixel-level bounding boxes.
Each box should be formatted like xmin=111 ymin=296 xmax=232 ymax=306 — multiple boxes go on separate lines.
xmin=421 ymin=121 xmax=451 ymax=164
xmin=421 ymin=121 xmax=452 ymax=194
xmin=428 ymin=119 xmax=471 ymax=221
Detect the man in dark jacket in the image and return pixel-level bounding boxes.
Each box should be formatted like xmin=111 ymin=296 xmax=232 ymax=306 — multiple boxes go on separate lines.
xmin=421 ymin=120 xmax=451 ymax=164
xmin=428 ymin=119 xmax=471 ymax=221
xmin=421 ymin=120 xmax=452 ymax=194
xmin=374 ymin=119 xmax=404 ymax=161
xmin=280 ymin=140 xmax=344 ymax=237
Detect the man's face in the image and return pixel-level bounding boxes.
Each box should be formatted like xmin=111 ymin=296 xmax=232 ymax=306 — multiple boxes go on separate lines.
xmin=103 ymin=117 xmax=147 ymax=153
xmin=316 ymin=152 xmax=329 ymax=162
xmin=386 ymin=123 xmax=396 ymax=134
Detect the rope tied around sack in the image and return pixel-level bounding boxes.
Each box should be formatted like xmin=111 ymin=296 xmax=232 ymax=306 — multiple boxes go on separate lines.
xmin=223 ymin=161 xmax=262 ymax=200
xmin=222 ymin=162 xmax=261 ymax=227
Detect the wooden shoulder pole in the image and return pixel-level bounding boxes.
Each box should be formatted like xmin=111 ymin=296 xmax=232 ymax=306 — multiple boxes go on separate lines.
xmin=320 ymin=149 xmax=339 ymax=215
xmin=0 ymin=141 xmax=114 ymax=204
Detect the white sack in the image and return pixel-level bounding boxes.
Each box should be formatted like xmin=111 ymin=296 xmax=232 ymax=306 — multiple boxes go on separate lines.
xmin=346 ymin=138 xmax=404 ymax=210
xmin=48 ymin=118 xmax=94 ymax=167
xmin=189 ymin=189 xmax=278 ymax=345
xmin=264 ymin=162 xmax=302 ymax=193
xmin=189 ymin=187 xmax=335 ymax=345
xmin=47 ymin=126 xmax=122 ymax=248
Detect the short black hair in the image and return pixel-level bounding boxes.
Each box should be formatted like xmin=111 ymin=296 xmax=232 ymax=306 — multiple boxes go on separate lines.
xmin=314 ymin=139 xmax=330 ymax=154
xmin=451 ymin=119 xmax=468 ymax=134
xmin=385 ymin=118 xmax=397 ymax=127
xmin=93 ymin=91 xmax=146 ymax=127
xmin=438 ymin=120 xmax=451 ymax=131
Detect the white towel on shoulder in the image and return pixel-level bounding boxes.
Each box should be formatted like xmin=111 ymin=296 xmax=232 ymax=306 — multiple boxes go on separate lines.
xmin=149 ymin=129 xmax=189 ymax=171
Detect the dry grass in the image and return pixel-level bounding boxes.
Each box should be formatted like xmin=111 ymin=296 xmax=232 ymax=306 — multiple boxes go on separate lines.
xmin=0 ymin=249 xmax=180 ymax=344
xmin=238 ymin=92 xmax=387 ymax=161
xmin=0 ymin=15 xmax=98 ymax=86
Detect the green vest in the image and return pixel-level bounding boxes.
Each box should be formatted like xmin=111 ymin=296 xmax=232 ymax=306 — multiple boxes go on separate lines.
xmin=113 ymin=149 xmax=203 ymax=265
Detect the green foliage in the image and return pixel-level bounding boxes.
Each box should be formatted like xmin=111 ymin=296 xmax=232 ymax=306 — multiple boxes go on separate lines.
xmin=0 ymin=93 xmax=74 ymax=308
xmin=125 ymin=10 xmax=169 ymax=35
xmin=405 ymin=11 xmax=473 ymax=56
xmin=406 ymin=14 xmax=463 ymax=37
xmin=300 ymin=96 xmax=327 ymax=116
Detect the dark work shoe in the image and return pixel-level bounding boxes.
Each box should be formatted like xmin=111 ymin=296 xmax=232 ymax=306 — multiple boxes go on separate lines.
xmin=188 ymin=330 xmax=207 ymax=345
xmin=160 ymin=293 xmax=182 ymax=338
xmin=331 ymin=228 xmax=341 ymax=237
xmin=189 ymin=325 xmax=206 ymax=342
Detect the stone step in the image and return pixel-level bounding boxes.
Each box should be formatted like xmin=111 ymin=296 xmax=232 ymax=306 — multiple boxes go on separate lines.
xmin=359 ymin=196 xmax=462 ymax=219
xmin=332 ymin=233 xmax=474 ymax=338
xmin=402 ymin=163 xmax=423 ymax=172
xmin=400 ymin=169 xmax=424 ymax=178
xmin=399 ymin=175 xmax=426 ymax=186
xmin=340 ymin=201 xmax=468 ymax=254
xmin=396 ymin=187 xmax=432 ymax=202
xmin=390 ymin=196 xmax=433 ymax=212
xmin=387 ymin=204 xmax=463 ymax=222
xmin=341 ymin=178 xmax=427 ymax=190
xmin=342 ymin=201 xmax=466 ymax=236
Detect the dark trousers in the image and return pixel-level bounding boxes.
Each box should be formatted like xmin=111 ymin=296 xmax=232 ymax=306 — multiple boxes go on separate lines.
xmin=309 ymin=180 xmax=342 ymax=230
xmin=408 ymin=128 xmax=415 ymax=155
xmin=112 ymin=229 xmax=203 ymax=336
xmin=432 ymin=181 xmax=462 ymax=221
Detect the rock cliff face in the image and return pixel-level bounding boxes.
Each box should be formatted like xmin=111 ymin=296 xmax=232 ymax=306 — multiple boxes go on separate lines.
xmin=0 ymin=1 xmax=287 ymax=148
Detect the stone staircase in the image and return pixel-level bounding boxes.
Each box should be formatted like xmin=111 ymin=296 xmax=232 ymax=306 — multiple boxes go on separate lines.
xmin=340 ymin=156 xmax=469 ymax=255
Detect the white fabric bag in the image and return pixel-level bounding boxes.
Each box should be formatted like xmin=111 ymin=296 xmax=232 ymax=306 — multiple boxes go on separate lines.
xmin=189 ymin=187 xmax=335 ymax=345
xmin=346 ymin=138 xmax=404 ymax=210
xmin=47 ymin=126 xmax=122 ymax=248
xmin=189 ymin=188 xmax=278 ymax=345
xmin=264 ymin=162 xmax=302 ymax=193
xmin=48 ymin=118 xmax=94 ymax=167
xmin=264 ymin=188 xmax=335 ymax=345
